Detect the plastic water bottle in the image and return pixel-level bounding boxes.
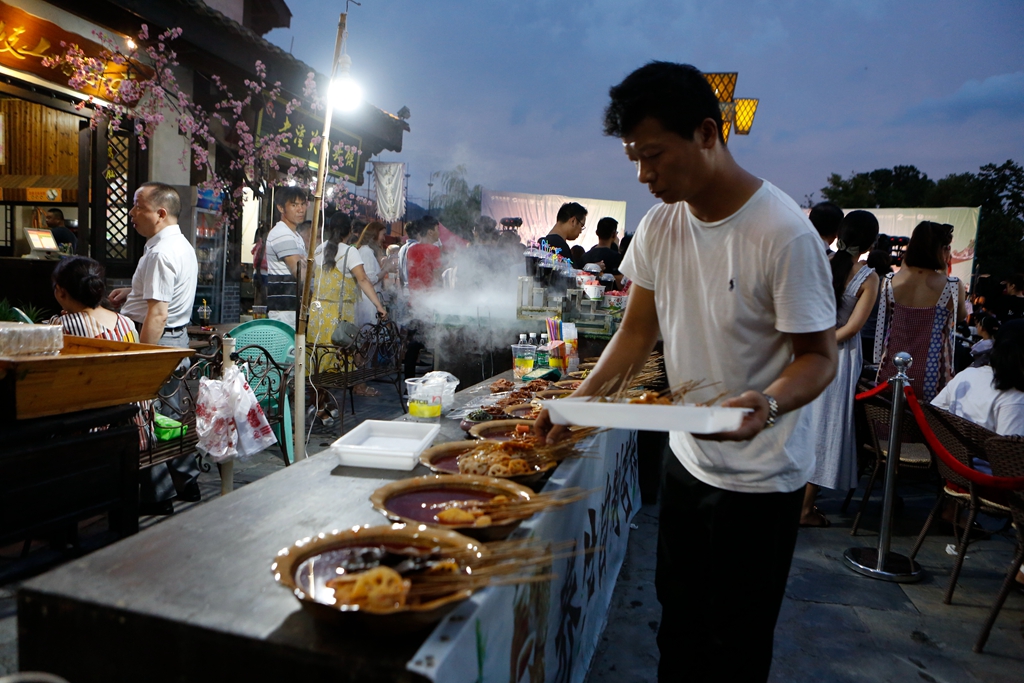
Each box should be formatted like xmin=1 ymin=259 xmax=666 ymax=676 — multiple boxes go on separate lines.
xmin=528 ymin=332 xmax=537 ymax=345
xmin=536 ymin=333 xmax=550 ymax=368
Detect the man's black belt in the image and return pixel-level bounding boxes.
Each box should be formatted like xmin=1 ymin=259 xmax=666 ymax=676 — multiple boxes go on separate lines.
xmin=164 ymin=325 xmax=187 ymax=333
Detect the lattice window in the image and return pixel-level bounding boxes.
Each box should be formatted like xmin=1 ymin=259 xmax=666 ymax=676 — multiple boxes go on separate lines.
xmin=105 ymin=134 xmax=130 ymax=261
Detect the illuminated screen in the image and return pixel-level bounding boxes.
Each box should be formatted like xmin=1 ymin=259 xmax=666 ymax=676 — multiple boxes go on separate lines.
xmin=25 ymin=228 xmax=58 ymax=250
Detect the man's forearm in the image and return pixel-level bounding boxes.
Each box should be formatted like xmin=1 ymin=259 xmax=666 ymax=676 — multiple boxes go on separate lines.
xmin=763 ymin=350 xmax=836 ymax=416
xmin=140 ymin=314 xmax=167 ymax=344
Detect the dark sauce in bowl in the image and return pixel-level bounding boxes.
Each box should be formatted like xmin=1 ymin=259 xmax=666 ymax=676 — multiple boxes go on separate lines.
xmin=386 ymin=487 xmax=496 ymax=524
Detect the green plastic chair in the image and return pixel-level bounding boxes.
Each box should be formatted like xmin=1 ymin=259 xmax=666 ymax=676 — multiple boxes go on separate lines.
xmin=228 ymin=319 xmax=296 ymax=365
xmin=228 ymin=319 xmax=295 ymax=464
xmin=11 ymin=307 xmax=34 ymax=323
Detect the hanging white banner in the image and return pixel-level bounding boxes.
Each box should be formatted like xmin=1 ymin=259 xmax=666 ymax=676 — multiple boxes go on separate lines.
xmin=373 ymin=161 xmax=406 ymax=223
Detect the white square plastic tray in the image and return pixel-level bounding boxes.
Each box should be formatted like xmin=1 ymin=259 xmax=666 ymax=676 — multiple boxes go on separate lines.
xmin=329 ymin=420 xmax=440 ymax=470
xmin=542 ymin=397 xmax=750 ymax=434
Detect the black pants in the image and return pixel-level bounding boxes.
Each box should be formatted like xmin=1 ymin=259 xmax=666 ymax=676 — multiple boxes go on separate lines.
xmin=656 ymin=454 xmax=802 ymax=683
xmin=136 ymin=325 xmax=201 ymax=504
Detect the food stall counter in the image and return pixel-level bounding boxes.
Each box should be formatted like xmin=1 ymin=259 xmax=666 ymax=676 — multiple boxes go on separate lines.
xmin=18 ymin=372 xmax=639 ymax=683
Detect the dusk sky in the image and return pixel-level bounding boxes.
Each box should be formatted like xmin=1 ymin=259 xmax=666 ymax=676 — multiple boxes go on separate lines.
xmin=266 ymin=1 xmax=1024 ymax=232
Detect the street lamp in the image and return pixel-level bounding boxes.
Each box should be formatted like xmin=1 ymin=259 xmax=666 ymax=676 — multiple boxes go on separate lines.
xmin=294 ymin=12 xmax=357 ymax=460
xmin=703 ymin=72 xmax=758 ymax=143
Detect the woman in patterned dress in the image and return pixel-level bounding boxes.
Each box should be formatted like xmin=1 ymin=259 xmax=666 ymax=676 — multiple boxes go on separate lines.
xmin=874 ymin=221 xmax=967 ymax=401
xmin=801 ymin=211 xmax=880 ymax=527
xmin=307 ymin=213 xmax=388 ymax=422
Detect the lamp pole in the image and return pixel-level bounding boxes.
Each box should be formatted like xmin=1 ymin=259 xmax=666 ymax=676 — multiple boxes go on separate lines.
xmin=294 ymin=13 xmax=348 ymax=461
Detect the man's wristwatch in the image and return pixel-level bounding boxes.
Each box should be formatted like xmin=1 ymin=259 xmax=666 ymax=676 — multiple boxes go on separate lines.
xmin=762 ymin=393 xmax=779 ymax=429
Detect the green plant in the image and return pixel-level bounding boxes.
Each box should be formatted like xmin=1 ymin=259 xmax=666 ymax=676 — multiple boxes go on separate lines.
xmin=0 ymin=298 xmax=48 ymax=323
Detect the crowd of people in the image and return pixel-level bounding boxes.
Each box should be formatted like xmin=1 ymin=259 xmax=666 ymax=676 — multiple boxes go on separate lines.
xmin=30 ymin=58 xmax=1022 ymax=683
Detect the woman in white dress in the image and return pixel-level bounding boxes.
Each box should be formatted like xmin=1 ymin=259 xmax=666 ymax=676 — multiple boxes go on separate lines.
xmin=802 ymin=211 xmax=880 ymax=527
xmin=353 ymin=221 xmax=390 ymax=327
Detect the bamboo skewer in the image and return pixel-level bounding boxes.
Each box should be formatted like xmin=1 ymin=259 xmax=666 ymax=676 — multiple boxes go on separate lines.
xmin=433 ymin=487 xmax=598 ymax=522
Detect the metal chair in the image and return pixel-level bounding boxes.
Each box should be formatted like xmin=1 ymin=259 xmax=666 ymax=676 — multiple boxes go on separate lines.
xmin=905 ymin=393 xmax=1013 ymax=605
xmin=850 ymin=381 xmax=933 ymax=535
xmin=228 ymin=319 xmax=296 ymax=365
xmin=228 ymin=320 xmax=295 ymax=465
xmin=975 ymin=435 xmax=1024 ymax=653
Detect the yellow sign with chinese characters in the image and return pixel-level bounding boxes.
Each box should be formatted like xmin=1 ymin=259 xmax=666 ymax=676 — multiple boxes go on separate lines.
xmin=256 ymin=98 xmax=363 ymax=183
xmin=0 ymin=1 xmax=142 ymax=99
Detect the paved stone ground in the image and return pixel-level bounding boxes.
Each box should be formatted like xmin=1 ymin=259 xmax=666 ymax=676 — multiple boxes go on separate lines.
xmin=5 ymin=401 xmax=1023 ymax=679
xmin=587 ymin=482 xmax=1024 ymax=683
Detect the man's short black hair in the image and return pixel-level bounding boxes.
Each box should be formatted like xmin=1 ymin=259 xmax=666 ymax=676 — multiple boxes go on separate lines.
xmin=556 ymin=202 xmax=587 ymax=224
xmin=47 ymin=208 xmax=65 ymax=220
xmin=991 ymin=323 xmax=1024 ymax=392
xmin=274 ymin=185 xmax=309 ymax=209
xmin=1004 ymin=273 xmax=1024 ymax=290
xmin=604 ymin=61 xmax=724 ymax=143
xmin=138 ymin=182 xmax=181 ymax=219
xmin=809 ymin=202 xmax=844 ymax=240
xmin=596 ymin=217 xmax=618 ymax=241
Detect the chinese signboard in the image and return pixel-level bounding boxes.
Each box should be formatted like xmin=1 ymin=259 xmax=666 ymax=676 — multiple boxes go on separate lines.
xmin=256 ymin=99 xmax=363 ymax=183
xmin=0 ymin=1 xmax=139 ymax=99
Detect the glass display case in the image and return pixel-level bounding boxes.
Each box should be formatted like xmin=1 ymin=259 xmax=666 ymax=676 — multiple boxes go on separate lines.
xmin=192 ymin=207 xmax=227 ymax=324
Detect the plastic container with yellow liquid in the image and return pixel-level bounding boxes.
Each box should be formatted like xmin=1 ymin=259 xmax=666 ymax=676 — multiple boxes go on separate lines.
xmin=511 ymin=343 xmax=537 ymax=380
xmin=405 ymin=377 xmax=445 ymax=419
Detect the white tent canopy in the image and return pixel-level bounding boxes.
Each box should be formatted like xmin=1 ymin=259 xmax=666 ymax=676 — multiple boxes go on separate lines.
xmin=481 ymin=189 xmax=627 ymax=250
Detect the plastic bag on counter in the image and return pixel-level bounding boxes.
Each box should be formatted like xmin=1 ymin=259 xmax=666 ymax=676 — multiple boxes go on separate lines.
xmin=195 ymin=365 xmax=277 ymax=462
xmin=0 ymin=322 xmax=63 ymax=356
xmin=421 ymin=371 xmax=460 ymax=411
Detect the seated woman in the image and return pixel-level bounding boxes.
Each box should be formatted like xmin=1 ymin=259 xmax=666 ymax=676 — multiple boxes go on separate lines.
xmin=47 ymin=255 xmax=148 ymax=447
xmin=874 ymin=221 xmax=966 ymax=401
xmin=969 ymin=314 xmax=1000 ymax=367
xmin=931 ymin=323 xmax=1024 ymax=588
xmin=931 ymin=324 xmax=1024 ymax=442
xmin=48 ymin=256 xmax=139 ymax=342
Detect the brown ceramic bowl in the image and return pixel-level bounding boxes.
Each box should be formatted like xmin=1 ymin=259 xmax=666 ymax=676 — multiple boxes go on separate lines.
xmin=370 ymin=474 xmax=534 ymax=541
xmin=419 ymin=440 xmax=479 ymax=474
xmin=419 ymin=438 xmax=556 ymax=491
xmin=535 ymin=389 xmax=574 ymax=400
xmin=468 ymin=419 xmax=536 ymax=441
xmin=271 ymin=524 xmax=485 ymax=633
xmin=504 ymin=402 xmax=541 ymax=419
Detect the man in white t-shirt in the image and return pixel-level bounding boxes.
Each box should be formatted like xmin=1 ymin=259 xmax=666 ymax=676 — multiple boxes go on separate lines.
xmin=109 ymin=182 xmax=201 ymax=514
xmin=535 ymin=62 xmax=837 ymax=682
xmin=265 ymin=186 xmax=309 ymax=328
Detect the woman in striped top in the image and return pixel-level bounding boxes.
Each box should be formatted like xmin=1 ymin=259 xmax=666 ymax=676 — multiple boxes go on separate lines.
xmin=47 ymin=256 xmax=139 ymax=342
xmin=48 ymin=256 xmax=149 ymax=448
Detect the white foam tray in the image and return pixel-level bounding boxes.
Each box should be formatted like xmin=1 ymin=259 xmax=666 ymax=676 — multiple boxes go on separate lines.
xmin=329 ymin=420 xmax=440 ymax=470
xmin=542 ymin=397 xmax=749 ymax=434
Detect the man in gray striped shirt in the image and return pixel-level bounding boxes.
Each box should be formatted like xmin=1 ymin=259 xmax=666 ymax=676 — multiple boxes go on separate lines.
xmin=265 ymin=186 xmax=309 ymax=328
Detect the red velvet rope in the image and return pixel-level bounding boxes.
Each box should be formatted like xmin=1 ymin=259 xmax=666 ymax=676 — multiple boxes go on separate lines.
xmin=903 ymin=385 xmax=1024 ymax=490
xmin=856 ymin=381 xmax=890 ymax=401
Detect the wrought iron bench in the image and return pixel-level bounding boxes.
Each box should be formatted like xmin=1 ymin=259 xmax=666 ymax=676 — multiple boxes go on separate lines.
xmin=306 ymin=318 xmax=408 ymax=433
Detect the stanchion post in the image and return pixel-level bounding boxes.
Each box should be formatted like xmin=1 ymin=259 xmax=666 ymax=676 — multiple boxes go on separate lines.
xmin=843 ymin=351 xmax=923 ymax=583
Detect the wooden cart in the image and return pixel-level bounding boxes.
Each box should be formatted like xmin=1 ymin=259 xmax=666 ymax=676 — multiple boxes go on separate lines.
xmin=0 ymin=335 xmax=193 ymax=421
